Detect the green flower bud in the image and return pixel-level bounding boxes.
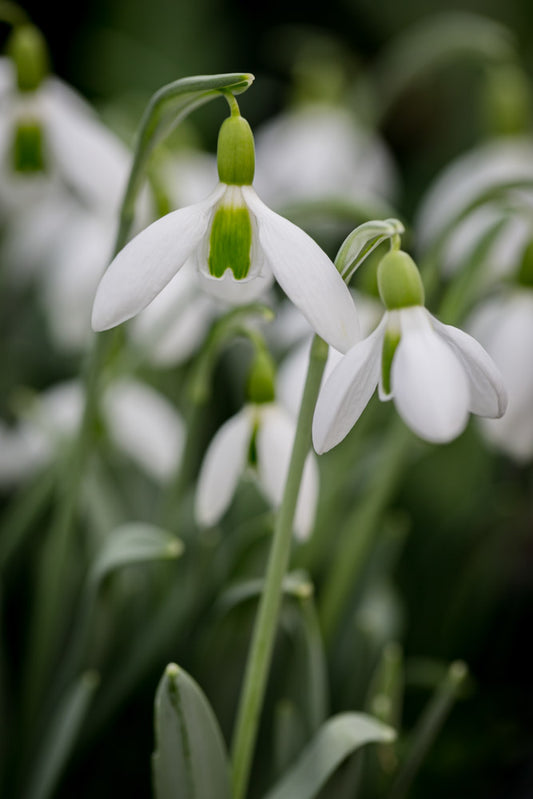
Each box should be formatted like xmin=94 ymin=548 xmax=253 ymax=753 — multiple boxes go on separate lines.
xmin=377 ymin=250 xmax=425 ymax=310
xmin=217 ymin=114 xmax=255 ymax=185
xmin=247 ymin=349 xmax=276 ymax=405
xmin=7 ymin=25 xmax=48 ymax=93
xmin=208 ymin=188 xmax=252 ymax=279
xmin=12 ymin=119 xmax=46 ymax=172
xmin=517 ymin=239 xmax=533 ymax=287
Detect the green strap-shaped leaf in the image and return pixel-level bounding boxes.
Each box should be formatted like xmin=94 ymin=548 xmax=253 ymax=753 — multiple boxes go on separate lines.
xmin=25 ymin=671 xmax=99 ymax=799
xmin=264 ymin=713 xmax=396 ymax=799
xmin=153 ymin=663 xmax=231 ymax=799
xmin=89 ymin=522 xmax=183 ymax=586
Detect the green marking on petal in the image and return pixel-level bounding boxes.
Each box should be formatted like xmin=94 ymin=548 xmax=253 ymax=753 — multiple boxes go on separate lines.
xmin=248 ymin=421 xmax=259 ymax=466
xmin=517 ymin=240 xmax=533 ymax=287
xmin=12 ymin=120 xmax=46 ymax=173
xmin=381 ymin=327 xmax=401 ymax=396
xmin=208 ymin=204 xmax=252 ymax=280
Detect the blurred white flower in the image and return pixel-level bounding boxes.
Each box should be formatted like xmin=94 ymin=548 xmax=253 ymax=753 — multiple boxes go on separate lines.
xmin=254 ymin=104 xmax=398 ymax=207
xmin=415 ymin=138 xmax=533 ymax=253
xmin=195 ymin=402 xmax=318 ymax=540
xmin=313 ymin=305 xmax=507 ymax=452
xmin=468 ymin=289 xmax=533 ymax=461
xmin=0 ymin=379 xmax=184 ymax=487
xmin=0 ymin=57 xmax=132 ymax=217
xmin=92 ymin=182 xmax=359 ymax=353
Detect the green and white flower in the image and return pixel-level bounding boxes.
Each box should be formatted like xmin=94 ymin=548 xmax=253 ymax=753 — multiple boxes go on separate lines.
xmin=313 ymin=250 xmax=507 ymax=451
xmin=92 ymin=112 xmax=359 ymax=354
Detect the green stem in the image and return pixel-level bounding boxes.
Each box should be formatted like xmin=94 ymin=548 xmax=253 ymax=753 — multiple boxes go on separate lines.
xmin=231 ymin=335 xmax=328 ymax=799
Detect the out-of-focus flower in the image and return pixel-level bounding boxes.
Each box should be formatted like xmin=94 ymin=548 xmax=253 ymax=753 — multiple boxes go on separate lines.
xmin=195 ymin=402 xmax=318 ymax=540
xmin=0 ymin=55 xmax=131 ymax=217
xmin=313 ymin=251 xmax=507 ymax=451
xmin=415 ymin=138 xmax=533 ymax=253
xmin=468 ymin=288 xmax=533 ymax=461
xmin=254 ymin=104 xmax=397 ymax=208
xmin=92 ymin=113 xmax=359 ymax=354
xmin=0 ymin=379 xmax=184 ymax=487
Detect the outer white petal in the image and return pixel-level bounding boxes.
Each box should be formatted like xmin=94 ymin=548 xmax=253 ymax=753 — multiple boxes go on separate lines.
xmin=41 ymin=77 xmax=132 ymax=212
xmin=312 ymin=317 xmax=386 ymax=454
xmin=195 ymin=408 xmax=252 ymax=526
xmin=130 ymin=261 xmax=216 ymax=366
xmin=278 ymin=337 xmax=343 ymax=419
xmin=103 ymin=379 xmax=184 ymax=482
xmin=91 ymin=186 xmax=223 ymax=331
xmin=256 ymin=404 xmax=319 ymax=540
xmin=431 ymin=316 xmax=507 ymax=418
xmin=242 ymin=186 xmax=360 ymax=353
xmin=392 ymin=307 xmax=469 ymax=443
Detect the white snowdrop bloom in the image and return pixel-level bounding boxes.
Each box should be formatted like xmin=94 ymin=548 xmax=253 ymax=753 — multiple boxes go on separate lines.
xmin=195 ymin=402 xmax=318 ymax=540
xmin=468 ymin=289 xmax=533 ymax=461
xmin=92 ymin=113 xmax=360 ymax=354
xmin=415 ymin=138 xmax=533 ymax=252
xmin=313 ymin=251 xmax=507 ymax=452
xmin=0 ymin=379 xmax=184 ymax=486
xmin=0 ymin=55 xmax=132 ymax=217
xmin=254 ymin=104 xmax=398 ymax=207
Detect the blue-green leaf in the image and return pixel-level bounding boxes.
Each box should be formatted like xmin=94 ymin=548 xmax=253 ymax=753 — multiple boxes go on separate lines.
xmin=264 ymin=713 xmax=396 ymax=799
xmin=153 ymin=663 xmax=231 ymax=799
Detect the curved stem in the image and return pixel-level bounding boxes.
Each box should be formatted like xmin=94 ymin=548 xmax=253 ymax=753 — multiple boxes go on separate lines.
xmin=231 ymin=335 xmax=328 ymax=799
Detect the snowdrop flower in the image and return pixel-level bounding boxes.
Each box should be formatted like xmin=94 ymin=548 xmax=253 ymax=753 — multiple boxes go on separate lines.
xmin=313 ymin=250 xmax=507 ymax=452
xmin=92 ymin=109 xmax=359 ymax=354
xmin=195 ymin=350 xmax=318 ymax=539
xmin=469 ymin=287 xmax=533 ymax=461
xmin=415 ymin=138 xmax=533 ymax=253
xmin=254 ymin=103 xmax=397 ymax=208
xmin=0 ymin=379 xmax=184 ymax=487
xmin=0 ymin=26 xmax=132 ymax=217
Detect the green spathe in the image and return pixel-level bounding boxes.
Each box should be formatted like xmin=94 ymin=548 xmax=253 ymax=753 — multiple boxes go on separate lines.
xmin=7 ymin=24 xmax=48 ymax=92
xmin=12 ymin=119 xmax=46 ymax=172
xmin=377 ymin=250 xmax=425 ymax=310
xmin=208 ymin=197 xmax=253 ymax=279
xmin=217 ymin=115 xmax=255 ymax=185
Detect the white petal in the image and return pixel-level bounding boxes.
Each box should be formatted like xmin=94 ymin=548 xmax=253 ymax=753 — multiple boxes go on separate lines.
xmin=277 ymin=337 xmax=343 ymax=419
xmin=256 ymin=404 xmax=319 ymax=540
xmin=242 ymin=186 xmax=360 ymax=353
xmin=392 ymin=307 xmax=469 ymax=443
xmin=103 ymin=379 xmax=185 ymax=482
xmin=0 ymin=421 xmax=52 ymax=486
xmin=431 ymin=316 xmax=507 ymax=418
xmin=41 ymin=77 xmax=132 ymax=212
xmin=195 ymin=408 xmax=252 ymax=526
xmin=312 ymin=317 xmax=386 ymax=454
xmin=91 ymin=187 xmax=223 ymax=331
xmin=194 ymin=263 xmax=273 ymax=304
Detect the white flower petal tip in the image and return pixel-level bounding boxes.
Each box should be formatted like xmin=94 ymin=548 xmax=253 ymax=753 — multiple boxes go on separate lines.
xmin=312 ymin=319 xmax=386 ymax=454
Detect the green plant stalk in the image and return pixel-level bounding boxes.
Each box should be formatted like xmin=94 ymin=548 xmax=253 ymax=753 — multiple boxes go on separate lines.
xmin=24 ymin=72 xmax=254 ymax=724
xmin=231 ymin=335 xmax=329 ymax=799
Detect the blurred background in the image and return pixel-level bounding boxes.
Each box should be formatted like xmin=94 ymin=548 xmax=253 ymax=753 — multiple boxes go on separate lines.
xmin=1 ymin=0 xmax=533 ymax=797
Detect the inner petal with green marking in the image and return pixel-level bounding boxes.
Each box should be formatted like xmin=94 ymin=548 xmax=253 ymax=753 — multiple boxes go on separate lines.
xmin=11 ymin=119 xmax=46 ymax=173
xmin=381 ymin=325 xmax=401 ymax=396
xmin=208 ymin=192 xmax=253 ymax=280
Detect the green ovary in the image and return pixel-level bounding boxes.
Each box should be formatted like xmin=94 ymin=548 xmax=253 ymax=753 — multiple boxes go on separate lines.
xmin=208 ymin=205 xmax=253 ymax=280
xmin=12 ymin=120 xmax=46 ymax=173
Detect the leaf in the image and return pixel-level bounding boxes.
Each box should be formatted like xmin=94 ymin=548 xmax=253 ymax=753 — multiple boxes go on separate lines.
xmin=89 ymin=522 xmax=183 ymax=586
xmin=335 ymin=219 xmax=405 ymax=282
xmin=264 ymin=713 xmax=396 ymax=799
xmin=152 ymin=663 xmax=231 ymax=799
xmin=25 ymin=671 xmax=99 ymax=799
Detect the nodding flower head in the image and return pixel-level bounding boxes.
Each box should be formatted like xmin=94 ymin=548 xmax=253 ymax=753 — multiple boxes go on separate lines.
xmin=91 ymin=108 xmax=360 ymax=354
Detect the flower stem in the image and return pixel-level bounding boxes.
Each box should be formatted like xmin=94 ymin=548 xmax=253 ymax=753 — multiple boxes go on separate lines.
xmin=231 ymin=334 xmax=328 ymax=799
